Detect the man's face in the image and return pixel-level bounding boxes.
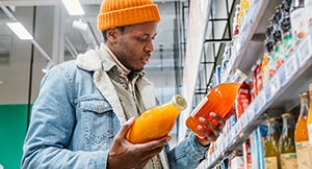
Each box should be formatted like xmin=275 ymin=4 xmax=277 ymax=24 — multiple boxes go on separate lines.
xmin=107 ymin=21 xmax=158 ymax=72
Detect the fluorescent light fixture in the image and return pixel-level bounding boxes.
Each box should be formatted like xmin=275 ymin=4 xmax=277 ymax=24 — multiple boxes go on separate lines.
xmin=6 ymin=22 xmax=33 ymax=40
xmin=61 ymin=0 xmax=85 ymax=16
xmin=72 ymin=20 xmax=88 ymax=31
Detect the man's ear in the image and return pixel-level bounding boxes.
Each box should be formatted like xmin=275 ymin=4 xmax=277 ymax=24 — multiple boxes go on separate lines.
xmin=106 ymin=28 xmax=119 ymax=43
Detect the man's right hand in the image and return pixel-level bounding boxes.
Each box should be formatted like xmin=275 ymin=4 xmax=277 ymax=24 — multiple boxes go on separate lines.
xmin=107 ymin=117 xmax=171 ymax=169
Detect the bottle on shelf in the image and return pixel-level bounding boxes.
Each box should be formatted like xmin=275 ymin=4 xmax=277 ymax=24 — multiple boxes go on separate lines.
xmin=290 ymin=0 xmax=306 ymax=46
xmin=264 ymin=117 xmax=282 ymax=169
xmin=272 ymin=8 xmax=285 ymax=69
xmin=127 ymin=94 xmax=187 ymax=144
xmin=279 ymin=112 xmax=298 ymax=169
xmin=280 ymin=0 xmax=294 ymax=59
xmin=307 ymin=84 xmax=312 ymax=159
xmin=295 ymin=91 xmax=312 ymax=168
xmin=185 ymin=70 xmax=247 ymax=137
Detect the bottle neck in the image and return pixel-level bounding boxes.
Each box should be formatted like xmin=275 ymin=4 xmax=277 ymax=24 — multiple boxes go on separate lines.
xmin=267 ymin=121 xmax=280 ymax=135
xmin=282 ymin=115 xmax=296 ymax=130
xmin=229 ymin=69 xmax=247 ymax=84
xmin=299 ymin=96 xmax=309 ymax=117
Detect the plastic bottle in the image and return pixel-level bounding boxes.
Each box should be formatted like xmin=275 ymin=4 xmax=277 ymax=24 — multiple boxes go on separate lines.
xmin=127 ymin=94 xmax=187 ymax=143
xmin=307 ymin=84 xmax=312 ymax=160
xmin=264 ymin=117 xmax=282 ymax=169
xmin=290 ymin=0 xmax=306 ymax=46
xmin=279 ymin=112 xmax=298 ymax=169
xmin=185 ymin=70 xmax=247 ymax=137
xmin=295 ymin=92 xmax=312 ymax=168
xmin=280 ymin=1 xmax=294 ymax=59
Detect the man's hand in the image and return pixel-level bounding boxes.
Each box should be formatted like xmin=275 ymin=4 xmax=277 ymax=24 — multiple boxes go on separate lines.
xmin=107 ymin=117 xmax=171 ymax=169
xmin=195 ymin=112 xmax=226 ymax=146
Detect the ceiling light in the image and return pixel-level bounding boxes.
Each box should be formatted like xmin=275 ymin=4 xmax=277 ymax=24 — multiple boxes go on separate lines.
xmin=72 ymin=20 xmax=88 ymax=31
xmin=6 ymin=22 xmax=33 ymax=40
xmin=61 ymin=0 xmax=85 ymax=16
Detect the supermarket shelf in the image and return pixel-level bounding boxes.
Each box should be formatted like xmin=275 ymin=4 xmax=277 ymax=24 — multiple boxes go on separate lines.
xmin=202 ymin=32 xmax=312 ymax=169
xmin=223 ymin=0 xmax=280 ymax=81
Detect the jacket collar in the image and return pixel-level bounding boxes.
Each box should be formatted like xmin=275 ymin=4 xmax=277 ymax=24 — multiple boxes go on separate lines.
xmin=75 ymin=43 xmax=157 ymax=124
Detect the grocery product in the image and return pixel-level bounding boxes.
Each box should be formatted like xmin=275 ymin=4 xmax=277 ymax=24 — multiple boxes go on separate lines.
xmin=126 ymin=94 xmax=187 ymax=143
xmin=264 ymin=117 xmax=281 ymax=169
xmin=294 ymin=92 xmax=312 ymax=169
xmin=290 ymin=0 xmax=306 ymax=45
xmin=307 ymin=84 xmax=312 ymax=159
xmin=186 ymin=82 xmax=241 ymax=137
xmin=279 ymin=113 xmax=298 ymax=169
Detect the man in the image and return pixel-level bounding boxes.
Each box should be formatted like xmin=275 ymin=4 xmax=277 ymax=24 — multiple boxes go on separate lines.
xmin=21 ymin=0 xmax=226 ymax=168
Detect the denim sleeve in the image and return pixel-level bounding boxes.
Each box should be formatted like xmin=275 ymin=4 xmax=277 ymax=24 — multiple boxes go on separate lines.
xmin=167 ymin=133 xmax=208 ymax=169
xmin=21 ymin=64 xmax=108 ymax=169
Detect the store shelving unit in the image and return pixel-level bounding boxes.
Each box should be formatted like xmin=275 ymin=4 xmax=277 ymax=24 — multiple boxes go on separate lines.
xmin=199 ymin=0 xmax=312 ymax=168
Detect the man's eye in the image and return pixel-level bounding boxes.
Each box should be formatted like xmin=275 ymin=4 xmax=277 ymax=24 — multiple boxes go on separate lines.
xmin=138 ymin=37 xmax=147 ymax=42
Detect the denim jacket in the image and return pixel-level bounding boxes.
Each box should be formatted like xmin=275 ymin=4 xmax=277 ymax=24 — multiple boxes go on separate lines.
xmin=21 ymin=44 xmax=208 ymax=169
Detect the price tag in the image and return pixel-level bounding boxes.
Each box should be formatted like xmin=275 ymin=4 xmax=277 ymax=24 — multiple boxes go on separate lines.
xmin=298 ymin=37 xmax=312 ymax=66
xmin=270 ymin=75 xmax=280 ymax=97
xmin=264 ymin=84 xmax=271 ymax=101
xmin=257 ymin=91 xmax=266 ymax=113
xmin=241 ymin=114 xmax=247 ymax=129
xmin=248 ymin=103 xmax=255 ymax=119
xmin=285 ymin=54 xmax=298 ymax=80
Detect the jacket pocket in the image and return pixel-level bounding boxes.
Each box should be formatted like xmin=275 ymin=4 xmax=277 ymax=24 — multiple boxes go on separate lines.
xmin=81 ymin=100 xmax=115 ymax=144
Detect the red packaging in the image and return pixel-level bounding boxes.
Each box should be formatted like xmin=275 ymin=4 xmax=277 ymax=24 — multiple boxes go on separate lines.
xmin=243 ymin=140 xmax=252 ymax=169
xmin=235 ymin=82 xmax=251 ymax=119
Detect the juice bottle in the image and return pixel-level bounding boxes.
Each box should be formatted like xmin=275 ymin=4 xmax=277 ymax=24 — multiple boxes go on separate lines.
xmin=264 ymin=117 xmax=282 ymax=169
xmin=290 ymin=0 xmax=306 ymax=46
xmin=295 ymin=92 xmax=312 ymax=168
xmin=307 ymin=84 xmax=312 ymax=160
xmin=280 ymin=1 xmax=294 ymax=59
xmin=279 ymin=112 xmax=298 ymax=169
xmin=273 ymin=8 xmax=285 ymax=69
xmin=185 ymin=70 xmax=247 ymax=137
xmin=127 ymin=94 xmax=187 ymax=143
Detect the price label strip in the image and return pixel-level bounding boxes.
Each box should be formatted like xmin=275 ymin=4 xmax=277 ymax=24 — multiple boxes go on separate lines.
xmin=270 ymin=75 xmax=280 ymax=98
xmin=257 ymin=91 xmax=266 ymax=114
xmin=285 ymin=54 xmax=298 ymax=81
xmin=298 ymin=37 xmax=312 ymax=66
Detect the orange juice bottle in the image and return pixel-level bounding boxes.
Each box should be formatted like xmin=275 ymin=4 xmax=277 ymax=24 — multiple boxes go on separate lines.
xmin=307 ymin=84 xmax=312 ymax=160
xmin=185 ymin=70 xmax=247 ymax=137
xmin=295 ymin=92 xmax=312 ymax=169
xmin=127 ymin=94 xmax=187 ymax=144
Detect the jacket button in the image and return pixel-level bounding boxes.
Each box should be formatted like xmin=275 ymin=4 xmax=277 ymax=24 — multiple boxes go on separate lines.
xmin=97 ymin=102 xmax=102 ymax=110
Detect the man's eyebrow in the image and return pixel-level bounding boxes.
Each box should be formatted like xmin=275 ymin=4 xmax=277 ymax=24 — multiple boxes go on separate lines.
xmin=141 ymin=32 xmax=157 ymax=36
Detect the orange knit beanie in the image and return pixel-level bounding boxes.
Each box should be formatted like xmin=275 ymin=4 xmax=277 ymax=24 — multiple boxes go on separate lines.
xmin=98 ymin=0 xmax=161 ymax=31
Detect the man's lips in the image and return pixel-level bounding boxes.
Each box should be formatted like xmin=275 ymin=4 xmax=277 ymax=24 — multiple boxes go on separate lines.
xmin=142 ymin=58 xmax=150 ymax=64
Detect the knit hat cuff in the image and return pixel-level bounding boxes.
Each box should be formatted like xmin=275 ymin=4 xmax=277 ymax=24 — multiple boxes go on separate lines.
xmin=98 ymin=4 xmax=161 ymax=31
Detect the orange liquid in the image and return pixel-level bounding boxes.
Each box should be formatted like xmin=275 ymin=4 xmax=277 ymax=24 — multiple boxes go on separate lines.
xmin=186 ymin=82 xmax=241 ymax=137
xmin=295 ymin=115 xmax=309 ymax=142
xmin=127 ymin=95 xmax=186 ymax=144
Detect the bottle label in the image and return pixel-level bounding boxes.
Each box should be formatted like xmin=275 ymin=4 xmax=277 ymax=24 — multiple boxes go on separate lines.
xmin=264 ymin=157 xmax=278 ymax=169
xmin=283 ymin=32 xmax=294 ymax=59
xmin=295 ymin=141 xmax=312 ymax=169
xmin=290 ymin=8 xmax=308 ymax=45
xmin=190 ymin=97 xmax=208 ymax=117
xmin=308 ymin=124 xmax=312 ymax=151
xmin=280 ymin=153 xmax=298 ymax=169
xmin=306 ymin=6 xmax=312 ymax=30
xmin=308 ymin=124 xmax=312 ymax=144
